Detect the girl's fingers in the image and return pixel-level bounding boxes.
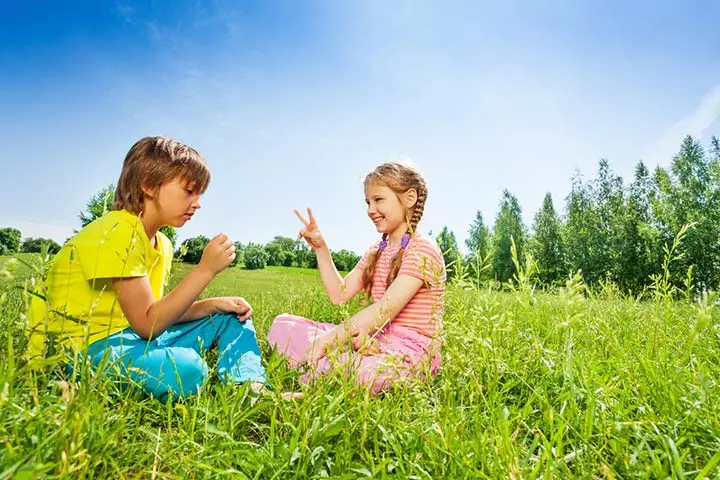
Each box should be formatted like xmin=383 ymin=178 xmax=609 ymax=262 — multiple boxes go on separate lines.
xmin=307 ymin=208 xmax=317 ymax=226
xmin=294 ymin=209 xmax=309 ymax=226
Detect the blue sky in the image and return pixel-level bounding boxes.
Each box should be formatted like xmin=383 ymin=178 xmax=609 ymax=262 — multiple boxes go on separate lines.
xmin=1 ymin=0 xmax=719 ymax=255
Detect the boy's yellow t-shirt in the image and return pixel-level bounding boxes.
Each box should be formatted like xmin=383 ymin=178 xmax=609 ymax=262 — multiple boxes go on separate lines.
xmin=26 ymin=210 xmax=173 ymax=359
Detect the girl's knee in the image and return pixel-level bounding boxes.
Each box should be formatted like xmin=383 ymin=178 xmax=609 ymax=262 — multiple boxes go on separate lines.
xmin=355 ymin=370 xmax=389 ymax=396
xmin=268 ymin=314 xmax=294 ymax=344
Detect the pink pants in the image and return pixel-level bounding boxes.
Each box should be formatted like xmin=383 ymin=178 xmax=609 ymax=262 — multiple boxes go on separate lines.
xmin=268 ymin=313 xmax=441 ymax=395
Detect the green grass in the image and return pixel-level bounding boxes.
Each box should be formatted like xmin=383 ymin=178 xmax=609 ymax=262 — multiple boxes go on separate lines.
xmin=1 ymin=254 xmax=720 ymax=478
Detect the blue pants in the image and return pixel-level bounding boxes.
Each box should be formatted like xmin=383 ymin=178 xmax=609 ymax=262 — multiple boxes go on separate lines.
xmin=83 ymin=314 xmax=266 ymax=401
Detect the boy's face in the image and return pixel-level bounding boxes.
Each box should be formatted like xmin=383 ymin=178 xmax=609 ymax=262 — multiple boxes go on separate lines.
xmin=153 ymin=177 xmax=203 ymax=227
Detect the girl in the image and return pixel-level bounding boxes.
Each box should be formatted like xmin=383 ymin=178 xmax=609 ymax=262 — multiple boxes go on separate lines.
xmin=268 ymin=162 xmax=446 ymax=395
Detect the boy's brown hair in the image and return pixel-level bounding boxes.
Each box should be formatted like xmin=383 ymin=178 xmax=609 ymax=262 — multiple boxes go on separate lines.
xmin=113 ymin=136 xmax=210 ymax=214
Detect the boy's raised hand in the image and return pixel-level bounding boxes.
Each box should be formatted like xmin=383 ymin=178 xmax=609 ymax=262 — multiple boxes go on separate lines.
xmin=199 ymin=233 xmax=236 ymax=275
xmin=294 ymin=208 xmax=326 ymax=251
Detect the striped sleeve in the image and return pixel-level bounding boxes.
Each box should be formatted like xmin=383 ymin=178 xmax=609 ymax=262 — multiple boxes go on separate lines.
xmin=398 ymin=238 xmax=445 ymax=286
xmin=353 ymin=241 xmax=381 ymax=272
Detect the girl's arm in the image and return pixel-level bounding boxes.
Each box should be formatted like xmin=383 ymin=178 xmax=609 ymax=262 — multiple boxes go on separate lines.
xmin=305 ymin=274 xmax=424 ymax=361
xmin=314 ymin=246 xmax=366 ymax=304
xmin=295 ymin=208 xmax=365 ymax=304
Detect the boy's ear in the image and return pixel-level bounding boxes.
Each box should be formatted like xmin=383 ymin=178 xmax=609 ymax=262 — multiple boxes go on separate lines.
xmin=403 ymin=188 xmax=418 ymax=209
xmin=141 ymin=184 xmax=155 ymax=199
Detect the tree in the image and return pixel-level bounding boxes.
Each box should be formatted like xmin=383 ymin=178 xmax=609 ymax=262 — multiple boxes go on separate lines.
xmin=230 ymin=242 xmax=245 ymax=267
xmin=464 ymin=210 xmax=491 ymax=282
xmin=593 ymin=159 xmax=626 ymax=282
xmin=491 ymin=190 xmax=526 ymax=282
xmin=0 ymin=227 xmax=22 ymax=255
xmin=616 ymin=161 xmax=662 ymax=292
xmin=530 ymin=193 xmax=566 ymax=285
xmin=653 ymin=135 xmax=720 ymax=290
xmin=466 ymin=210 xmax=490 ymax=258
xmin=21 ymin=237 xmax=61 ymax=254
xmin=564 ymin=174 xmax=603 ymax=285
xmin=264 ymin=236 xmax=303 ymax=267
xmin=269 ymin=236 xmax=298 ymax=253
xmin=331 ymin=249 xmax=361 ymax=272
xmin=80 ymin=184 xmax=115 ymax=227
xmin=265 ymin=242 xmax=287 ymax=267
xmin=180 ymin=236 xmax=209 ymax=264
xmin=243 ymin=244 xmax=268 ymax=270
xmin=294 ymin=242 xmax=315 ymax=268
xmin=436 ymin=226 xmax=461 ymax=279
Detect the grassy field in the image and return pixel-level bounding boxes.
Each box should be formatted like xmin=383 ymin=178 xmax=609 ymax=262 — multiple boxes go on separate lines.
xmin=1 ymin=254 xmax=720 ymax=478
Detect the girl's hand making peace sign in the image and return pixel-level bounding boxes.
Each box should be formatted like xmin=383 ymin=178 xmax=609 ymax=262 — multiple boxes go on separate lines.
xmin=294 ymin=208 xmax=327 ymax=251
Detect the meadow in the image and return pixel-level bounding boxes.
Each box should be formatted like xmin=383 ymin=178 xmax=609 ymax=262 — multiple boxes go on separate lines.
xmin=0 ymin=254 xmax=719 ymax=479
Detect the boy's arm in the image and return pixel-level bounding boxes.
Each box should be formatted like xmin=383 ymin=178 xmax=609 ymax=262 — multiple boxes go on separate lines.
xmin=178 ymin=296 xmax=253 ymax=322
xmin=112 ymin=234 xmax=235 ymax=340
xmin=178 ymin=298 xmax=218 ymax=321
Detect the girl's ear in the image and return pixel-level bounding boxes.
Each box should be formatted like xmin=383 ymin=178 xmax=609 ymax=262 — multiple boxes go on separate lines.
xmin=402 ymin=188 xmax=418 ymax=210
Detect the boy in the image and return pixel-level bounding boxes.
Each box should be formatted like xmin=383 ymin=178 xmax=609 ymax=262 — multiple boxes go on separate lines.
xmin=27 ymin=136 xmax=267 ymax=401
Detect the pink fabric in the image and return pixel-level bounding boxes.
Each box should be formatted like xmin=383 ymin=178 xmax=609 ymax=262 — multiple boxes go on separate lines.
xmin=268 ymin=313 xmax=441 ymax=395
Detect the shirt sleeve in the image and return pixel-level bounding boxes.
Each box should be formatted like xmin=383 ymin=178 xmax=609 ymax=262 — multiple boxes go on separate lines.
xmin=353 ymin=241 xmax=382 ymax=272
xmin=398 ymin=238 xmax=446 ymax=287
xmin=76 ymin=219 xmax=148 ymax=281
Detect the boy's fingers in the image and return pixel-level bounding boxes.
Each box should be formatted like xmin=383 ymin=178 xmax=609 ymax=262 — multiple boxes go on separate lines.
xmin=307 ymin=208 xmax=316 ymax=225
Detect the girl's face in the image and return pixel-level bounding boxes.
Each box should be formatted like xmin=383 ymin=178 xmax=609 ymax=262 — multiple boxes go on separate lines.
xmin=149 ymin=176 xmax=202 ymax=228
xmin=364 ymin=181 xmax=416 ymax=236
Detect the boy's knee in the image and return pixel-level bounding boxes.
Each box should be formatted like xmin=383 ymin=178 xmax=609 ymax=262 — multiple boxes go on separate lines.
xmin=212 ymin=312 xmax=238 ymax=325
xmin=213 ymin=313 xmax=256 ymax=331
xmin=155 ymin=350 xmax=209 ymax=400
xmin=178 ymin=356 xmax=208 ymax=395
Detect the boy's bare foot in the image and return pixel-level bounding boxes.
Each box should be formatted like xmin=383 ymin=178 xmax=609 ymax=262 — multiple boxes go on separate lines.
xmin=281 ymin=391 xmax=304 ymax=400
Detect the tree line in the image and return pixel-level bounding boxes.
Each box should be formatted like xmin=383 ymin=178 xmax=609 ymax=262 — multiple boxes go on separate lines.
xmin=2 ymin=134 xmax=719 ymax=292
xmin=0 ymin=185 xmax=361 ymax=273
xmin=438 ymin=135 xmax=720 ymax=294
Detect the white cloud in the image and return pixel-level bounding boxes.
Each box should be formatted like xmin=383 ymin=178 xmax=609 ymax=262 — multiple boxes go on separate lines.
xmin=642 ymin=85 xmax=720 ymax=165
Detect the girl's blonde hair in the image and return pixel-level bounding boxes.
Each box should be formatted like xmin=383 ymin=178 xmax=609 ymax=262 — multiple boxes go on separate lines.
xmin=113 ymin=136 xmax=210 ymax=215
xmin=362 ymin=162 xmax=428 ymax=299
